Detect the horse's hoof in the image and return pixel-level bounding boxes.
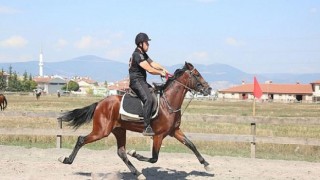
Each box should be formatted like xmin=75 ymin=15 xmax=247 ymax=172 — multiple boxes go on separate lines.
xmin=58 ymin=156 xmax=65 ymax=163
xmin=136 ymin=173 xmax=146 ymax=180
xmin=127 ymin=150 xmax=136 ymax=157
xmin=204 ymin=164 xmax=213 ymax=171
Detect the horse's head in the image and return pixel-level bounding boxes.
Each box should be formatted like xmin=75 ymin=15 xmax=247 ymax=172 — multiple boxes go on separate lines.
xmin=183 ymin=62 xmax=212 ymax=96
xmin=167 ymin=62 xmax=212 ymax=96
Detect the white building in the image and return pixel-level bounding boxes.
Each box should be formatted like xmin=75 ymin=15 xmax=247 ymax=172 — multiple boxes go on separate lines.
xmin=218 ymin=81 xmax=317 ymax=102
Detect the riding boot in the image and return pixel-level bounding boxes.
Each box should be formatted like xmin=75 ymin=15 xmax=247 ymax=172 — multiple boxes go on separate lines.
xmin=142 ymin=124 xmax=155 ymax=136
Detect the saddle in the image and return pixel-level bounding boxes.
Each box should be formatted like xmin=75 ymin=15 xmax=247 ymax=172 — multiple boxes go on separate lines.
xmin=120 ymin=83 xmax=165 ymax=122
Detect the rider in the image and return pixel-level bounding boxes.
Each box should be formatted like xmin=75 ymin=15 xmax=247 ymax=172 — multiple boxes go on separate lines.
xmin=129 ymin=32 xmax=169 ymax=136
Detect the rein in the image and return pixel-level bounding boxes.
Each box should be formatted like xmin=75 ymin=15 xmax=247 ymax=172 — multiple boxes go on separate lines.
xmin=162 ymin=69 xmax=197 ymax=114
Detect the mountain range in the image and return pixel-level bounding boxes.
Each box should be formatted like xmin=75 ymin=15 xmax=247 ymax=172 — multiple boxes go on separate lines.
xmin=0 ymin=55 xmax=319 ymax=90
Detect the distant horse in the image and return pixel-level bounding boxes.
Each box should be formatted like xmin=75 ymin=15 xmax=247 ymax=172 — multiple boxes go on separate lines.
xmin=35 ymin=90 xmax=41 ymax=100
xmin=58 ymin=62 xmax=212 ymax=179
xmin=0 ymin=94 xmax=7 ymax=111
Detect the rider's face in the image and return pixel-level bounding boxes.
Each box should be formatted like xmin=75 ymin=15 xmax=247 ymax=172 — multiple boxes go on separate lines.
xmin=142 ymin=41 xmax=149 ymax=52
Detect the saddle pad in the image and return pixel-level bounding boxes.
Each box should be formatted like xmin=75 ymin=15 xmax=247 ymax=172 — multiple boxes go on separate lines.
xmin=122 ymin=94 xmax=143 ymax=116
xmin=120 ymin=93 xmax=159 ymax=122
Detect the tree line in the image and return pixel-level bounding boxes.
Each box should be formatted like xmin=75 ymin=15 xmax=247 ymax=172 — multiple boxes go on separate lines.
xmin=0 ymin=65 xmax=82 ymax=93
xmin=0 ymin=65 xmax=37 ymax=92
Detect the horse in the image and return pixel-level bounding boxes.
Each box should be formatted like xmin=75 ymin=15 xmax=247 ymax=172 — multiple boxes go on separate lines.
xmin=58 ymin=62 xmax=213 ymax=179
xmin=35 ymin=90 xmax=41 ymax=100
xmin=0 ymin=94 xmax=7 ymax=111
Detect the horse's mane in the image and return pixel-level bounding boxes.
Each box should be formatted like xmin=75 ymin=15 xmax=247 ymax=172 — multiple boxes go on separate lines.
xmin=163 ymin=64 xmax=188 ymax=90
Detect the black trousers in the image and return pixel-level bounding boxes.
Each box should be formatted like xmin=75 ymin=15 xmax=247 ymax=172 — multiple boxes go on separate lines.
xmin=129 ymin=78 xmax=154 ymax=126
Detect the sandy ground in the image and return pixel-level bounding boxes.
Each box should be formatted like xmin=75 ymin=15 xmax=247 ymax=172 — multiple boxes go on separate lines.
xmin=0 ymin=145 xmax=319 ymax=180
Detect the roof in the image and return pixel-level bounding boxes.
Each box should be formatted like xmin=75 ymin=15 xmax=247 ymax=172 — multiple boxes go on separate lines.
xmin=34 ymin=76 xmax=66 ymax=84
xmin=108 ymin=78 xmax=129 ymax=91
xmin=311 ymin=80 xmax=320 ymax=84
xmin=219 ymin=83 xmax=313 ymax=94
xmin=74 ymin=78 xmax=96 ymax=84
xmin=33 ymin=77 xmax=52 ymax=83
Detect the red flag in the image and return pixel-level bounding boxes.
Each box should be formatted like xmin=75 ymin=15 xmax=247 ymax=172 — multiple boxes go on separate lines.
xmin=253 ymin=76 xmax=263 ymax=99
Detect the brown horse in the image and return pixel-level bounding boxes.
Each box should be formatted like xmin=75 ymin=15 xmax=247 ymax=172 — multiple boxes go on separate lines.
xmin=0 ymin=94 xmax=7 ymax=111
xmin=58 ymin=62 xmax=212 ymax=179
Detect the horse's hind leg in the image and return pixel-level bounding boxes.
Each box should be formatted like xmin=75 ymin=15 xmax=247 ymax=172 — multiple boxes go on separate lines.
xmin=59 ymin=135 xmax=85 ymax=164
xmin=112 ymin=128 xmax=145 ymax=180
xmin=59 ymin=118 xmax=113 ymax=164
xmin=173 ymin=129 xmax=213 ymax=171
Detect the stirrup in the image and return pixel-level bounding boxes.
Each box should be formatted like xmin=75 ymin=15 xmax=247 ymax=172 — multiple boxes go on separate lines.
xmin=142 ymin=125 xmax=155 ymax=136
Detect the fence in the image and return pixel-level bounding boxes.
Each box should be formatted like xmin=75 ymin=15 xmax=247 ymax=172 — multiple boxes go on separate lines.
xmin=1 ymin=113 xmax=320 ymax=158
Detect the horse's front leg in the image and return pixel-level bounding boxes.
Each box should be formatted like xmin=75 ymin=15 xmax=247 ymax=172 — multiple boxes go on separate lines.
xmin=127 ymin=135 xmax=163 ymax=164
xmin=173 ymin=129 xmax=213 ymax=171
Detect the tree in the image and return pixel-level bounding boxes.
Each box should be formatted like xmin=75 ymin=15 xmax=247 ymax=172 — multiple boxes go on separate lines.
xmin=20 ymin=72 xmax=37 ymax=92
xmin=13 ymin=72 xmax=22 ymax=91
xmin=62 ymin=80 xmax=79 ymax=91
xmin=0 ymin=69 xmax=7 ymax=90
xmin=7 ymin=71 xmax=22 ymax=91
xmin=23 ymin=71 xmax=28 ymax=81
xmin=4 ymin=66 xmax=36 ymax=92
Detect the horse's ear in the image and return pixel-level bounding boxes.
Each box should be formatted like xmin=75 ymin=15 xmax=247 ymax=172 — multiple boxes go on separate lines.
xmin=184 ymin=61 xmax=193 ymax=70
xmin=184 ymin=61 xmax=189 ymax=69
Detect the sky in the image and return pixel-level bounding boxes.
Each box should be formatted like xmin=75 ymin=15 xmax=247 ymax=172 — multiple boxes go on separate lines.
xmin=0 ymin=0 xmax=319 ymax=74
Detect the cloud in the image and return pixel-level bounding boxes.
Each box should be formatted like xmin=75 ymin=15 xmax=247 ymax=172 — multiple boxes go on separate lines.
xmin=75 ymin=36 xmax=92 ymax=49
xmin=0 ymin=5 xmax=20 ymax=14
xmin=74 ymin=36 xmax=111 ymax=49
xmin=225 ymin=37 xmax=245 ymax=47
xmin=0 ymin=36 xmax=28 ymax=48
xmin=54 ymin=38 xmax=68 ymax=50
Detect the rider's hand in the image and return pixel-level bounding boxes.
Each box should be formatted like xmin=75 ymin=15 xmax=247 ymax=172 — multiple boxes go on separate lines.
xmin=160 ymin=70 xmax=166 ymax=77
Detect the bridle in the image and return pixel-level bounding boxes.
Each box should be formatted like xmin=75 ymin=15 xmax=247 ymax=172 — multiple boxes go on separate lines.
xmin=162 ymin=67 xmax=207 ymax=114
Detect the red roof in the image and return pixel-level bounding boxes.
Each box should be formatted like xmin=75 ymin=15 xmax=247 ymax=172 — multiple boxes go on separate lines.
xmin=108 ymin=78 xmax=130 ymax=91
xmin=219 ymin=83 xmax=313 ymax=94
xmin=33 ymin=77 xmax=51 ymax=83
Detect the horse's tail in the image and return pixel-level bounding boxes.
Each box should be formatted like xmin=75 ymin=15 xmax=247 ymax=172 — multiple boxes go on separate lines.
xmin=58 ymin=102 xmax=98 ymax=129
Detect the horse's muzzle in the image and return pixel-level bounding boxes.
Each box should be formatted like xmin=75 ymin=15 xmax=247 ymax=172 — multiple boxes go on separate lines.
xmin=201 ymin=87 xmax=212 ymax=96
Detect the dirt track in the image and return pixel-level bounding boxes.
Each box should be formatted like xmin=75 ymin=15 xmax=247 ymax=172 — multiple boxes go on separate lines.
xmin=0 ymin=145 xmax=319 ymax=180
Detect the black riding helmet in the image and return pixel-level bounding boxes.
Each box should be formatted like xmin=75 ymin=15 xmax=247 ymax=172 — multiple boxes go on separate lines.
xmin=135 ymin=33 xmax=151 ymax=46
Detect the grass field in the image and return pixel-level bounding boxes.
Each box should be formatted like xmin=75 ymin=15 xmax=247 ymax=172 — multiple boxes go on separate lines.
xmin=1 ymin=94 xmax=320 ymax=162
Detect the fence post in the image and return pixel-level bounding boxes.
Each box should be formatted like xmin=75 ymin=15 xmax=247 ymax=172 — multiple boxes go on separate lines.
xmin=250 ymin=122 xmax=256 ymax=158
xmin=56 ymin=119 xmax=62 ymax=149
